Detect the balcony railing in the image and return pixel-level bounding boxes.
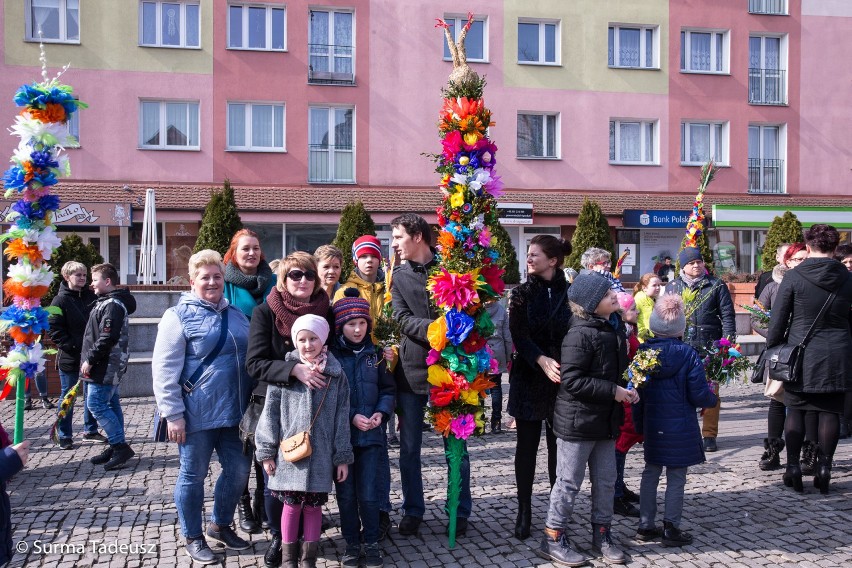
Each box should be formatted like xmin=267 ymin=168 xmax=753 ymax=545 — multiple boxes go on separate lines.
xmin=748 ymin=0 xmax=787 ymax=15
xmin=308 ymin=143 xmax=355 ymax=183
xmin=748 ymin=158 xmax=785 ymax=194
xmin=748 ymin=68 xmax=786 ymax=105
xmin=308 ymin=43 xmax=355 ymax=85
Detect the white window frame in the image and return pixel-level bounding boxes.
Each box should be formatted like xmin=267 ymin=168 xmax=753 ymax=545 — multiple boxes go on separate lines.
xmin=442 ymin=15 xmax=488 ymax=63
xmin=139 ymin=1 xmax=201 ymax=49
xmin=517 ymin=19 xmax=560 ymax=66
xmin=609 ymin=119 xmax=658 ymax=165
xmin=608 ymin=24 xmax=658 ymax=69
xmin=25 ymin=0 xmax=80 ymax=44
xmin=138 ymin=100 xmax=200 ymax=151
xmin=748 ymin=33 xmax=788 ymax=105
xmin=226 ymin=101 xmax=286 ymax=152
xmin=748 ymin=0 xmax=788 ymax=16
xmin=680 ymin=28 xmax=729 ymax=74
xmin=680 ymin=121 xmax=728 ymax=166
xmin=308 ymin=106 xmax=356 ymax=184
xmin=748 ymin=123 xmax=787 ymax=193
xmin=517 ymin=112 xmax=560 ymax=159
xmin=227 ymin=3 xmax=287 ymax=51
xmin=67 ymin=105 xmax=80 ymax=147
xmin=308 ymin=9 xmax=356 ymax=84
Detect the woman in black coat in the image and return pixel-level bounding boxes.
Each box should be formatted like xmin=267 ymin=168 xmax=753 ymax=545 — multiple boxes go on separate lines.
xmin=507 ymin=235 xmax=572 ymax=539
xmin=766 ymin=224 xmax=852 ymax=493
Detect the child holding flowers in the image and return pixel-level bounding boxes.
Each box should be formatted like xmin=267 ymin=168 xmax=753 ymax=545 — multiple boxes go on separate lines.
xmin=631 ymin=295 xmax=717 ymax=547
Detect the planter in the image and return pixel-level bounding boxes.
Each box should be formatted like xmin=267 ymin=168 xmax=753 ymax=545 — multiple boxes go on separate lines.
xmin=727 ymin=282 xmax=757 ymax=336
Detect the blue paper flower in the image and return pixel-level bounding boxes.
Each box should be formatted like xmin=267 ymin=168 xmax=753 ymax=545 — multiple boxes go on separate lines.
xmin=1 ymin=306 xmax=50 ymax=334
xmin=29 ymin=150 xmax=59 ymax=170
xmin=475 ymin=347 xmax=492 ymax=372
xmin=3 ymin=166 xmax=27 ymax=191
xmin=19 ymin=362 xmax=39 ymax=378
xmin=445 ymin=309 xmax=475 ymax=346
xmin=39 ymin=194 xmax=61 ymax=212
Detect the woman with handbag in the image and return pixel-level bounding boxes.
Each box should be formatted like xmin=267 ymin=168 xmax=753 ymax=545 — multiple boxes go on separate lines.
xmin=246 ymin=251 xmax=335 ymax=567
xmin=152 ymin=250 xmax=253 ymax=565
xmin=766 ymin=224 xmax=852 ymax=494
xmin=507 ymin=235 xmax=573 ymax=539
xmin=223 ymin=229 xmax=277 ymax=534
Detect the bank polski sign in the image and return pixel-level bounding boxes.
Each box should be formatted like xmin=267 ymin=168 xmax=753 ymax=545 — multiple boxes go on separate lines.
xmin=623 ymin=209 xmax=691 ymax=229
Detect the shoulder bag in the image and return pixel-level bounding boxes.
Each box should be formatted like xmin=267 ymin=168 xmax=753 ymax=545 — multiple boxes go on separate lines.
xmin=152 ymin=308 xmax=230 ymax=442
xmin=765 ymin=292 xmax=835 ymax=384
xmin=280 ymin=377 xmax=331 ymax=463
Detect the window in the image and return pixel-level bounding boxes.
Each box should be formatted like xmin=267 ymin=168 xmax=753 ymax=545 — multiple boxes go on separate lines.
xmin=608 ymin=25 xmax=657 ymax=68
xmin=748 ymin=124 xmax=785 ymax=193
xmin=518 ymin=20 xmax=558 ymax=65
xmin=26 ymin=0 xmax=79 ymax=43
xmin=67 ymin=105 xmax=80 ymax=146
xmin=749 ymin=35 xmax=786 ymax=105
xmin=140 ymin=1 xmax=200 ymax=48
xmin=680 ymin=29 xmax=728 ymax=73
xmin=139 ymin=100 xmax=200 ymax=150
xmin=517 ymin=113 xmax=558 ymax=158
xmin=609 ymin=120 xmax=656 ymax=164
xmin=309 ymin=10 xmax=354 ymax=84
xmin=442 ymin=16 xmax=487 ymax=62
xmin=227 ymin=102 xmax=285 ymax=151
xmin=308 ymin=107 xmax=354 ymax=183
xmin=749 ymin=0 xmax=787 ymax=15
xmin=228 ymin=4 xmax=285 ymax=51
xmin=681 ymin=121 xmax=727 ymax=166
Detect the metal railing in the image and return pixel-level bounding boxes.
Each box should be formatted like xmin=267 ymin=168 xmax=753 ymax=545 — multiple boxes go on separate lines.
xmin=748 ymin=158 xmax=785 ymax=193
xmin=308 ymin=43 xmax=355 ymax=85
xmin=748 ymin=0 xmax=787 ymax=15
xmin=308 ymin=144 xmax=355 ymax=183
xmin=748 ymin=68 xmax=786 ymax=105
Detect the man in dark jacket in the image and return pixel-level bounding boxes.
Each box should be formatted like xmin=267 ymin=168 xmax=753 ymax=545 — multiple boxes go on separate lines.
xmin=80 ymin=263 xmax=137 ymax=471
xmin=390 ymin=213 xmax=472 ymax=537
xmin=664 ymin=247 xmax=735 ymax=452
xmin=48 ymin=262 xmax=105 ymax=449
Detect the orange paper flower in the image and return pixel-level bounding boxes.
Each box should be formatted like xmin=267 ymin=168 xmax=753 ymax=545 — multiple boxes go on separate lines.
xmin=8 ymin=328 xmax=38 ymax=345
xmin=4 ymin=239 xmax=43 ymax=263
xmin=3 ymin=280 xmax=48 ymax=299
xmin=433 ymin=410 xmax=453 ymax=436
xmin=25 ymin=103 xmax=67 ymax=124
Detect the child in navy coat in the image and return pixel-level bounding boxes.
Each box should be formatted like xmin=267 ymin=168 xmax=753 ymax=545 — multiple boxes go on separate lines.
xmin=0 ymin=422 xmax=29 ymax=565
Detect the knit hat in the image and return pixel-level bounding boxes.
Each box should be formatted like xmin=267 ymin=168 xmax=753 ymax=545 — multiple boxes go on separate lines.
xmin=616 ymin=291 xmax=635 ymax=312
xmin=678 ymin=246 xmax=703 ymax=267
xmin=291 ymin=314 xmax=330 ymax=345
xmin=352 ymin=235 xmax=383 ymax=260
xmin=567 ymin=272 xmax=612 ymax=315
xmin=649 ymin=294 xmax=686 ymax=338
xmin=332 ymin=288 xmax=373 ymax=335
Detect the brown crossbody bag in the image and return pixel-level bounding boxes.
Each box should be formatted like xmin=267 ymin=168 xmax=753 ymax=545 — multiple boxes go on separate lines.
xmin=280 ymin=378 xmax=330 ymax=463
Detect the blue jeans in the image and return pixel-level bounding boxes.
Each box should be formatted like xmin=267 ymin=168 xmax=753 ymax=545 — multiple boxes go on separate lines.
xmin=24 ymin=372 xmax=49 ymax=399
xmin=397 ymin=391 xmax=471 ymax=519
xmin=57 ymin=372 xmax=99 ymax=440
xmin=378 ymin=425 xmax=392 ymax=513
xmin=174 ymin=426 xmax=251 ymax=539
xmin=85 ymin=383 xmax=125 ymax=444
xmin=336 ymin=445 xmax=381 ymax=545
xmin=489 ymin=373 xmax=503 ymax=421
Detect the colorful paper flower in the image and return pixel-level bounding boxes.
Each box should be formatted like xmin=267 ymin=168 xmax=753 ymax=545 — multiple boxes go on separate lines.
xmin=428 ymin=316 xmax=449 ymax=351
xmin=428 ymin=268 xmax=481 ymax=311
xmin=445 ymin=309 xmax=475 ymax=346
xmin=450 ymin=414 xmax=476 ymax=440
xmin=433 ymin=410 xmax=453 ymax=436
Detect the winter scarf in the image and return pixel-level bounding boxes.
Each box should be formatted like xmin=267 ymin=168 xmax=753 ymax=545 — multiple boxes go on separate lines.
xmin=225 ymin=261 xmax=273 ymax=300
xmin=266 ymin=286 xmax=330 ymax=339
xmin=679 ymin=269 xmax=703 ymax=289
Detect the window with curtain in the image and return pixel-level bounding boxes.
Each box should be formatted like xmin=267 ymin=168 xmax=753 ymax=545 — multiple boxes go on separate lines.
xmin=139 ymin=1 xmax=200 ymax=48
xmin=27 ymin=0 xmax=79 ymax=42
xmin=228 ymin=4 xmax=286 ymax=50
xmin=308 ymin=107 xmax=355 ymax=183
xmin=749 ymin=35 xmax=785 ymax=104
xmin=609 ymin=120 xmax=656 ymax=164
xmin=681 ymin=29 xmax=727 ymax=73
xmin=67 ymin=104 xmax=80 ymax=145
xmin=442 ymin=16 xmax=487 ymax=62
xmin=517 ymin=113 xmax=558 ymax=158
xmin=139 ymin=100 xmax=200 ymax=150
xmin=518 ymin=20 xmax=558 ymax=64
xmin=681 ymin=121 xmax=726 ymax=165
xmin=309 ymin=10 xmax=354 ymax=83
xmin=227 ymin=102 xmax=285 ymax=151
xmin=608 ymin=25 xmax=656 ymax=68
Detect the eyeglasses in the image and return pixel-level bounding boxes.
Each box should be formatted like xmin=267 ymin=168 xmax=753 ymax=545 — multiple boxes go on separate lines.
xmin=286 ymin=269 xmax=317 ymax=282
xmin=788 ymin=257 xmax=807 ymax=264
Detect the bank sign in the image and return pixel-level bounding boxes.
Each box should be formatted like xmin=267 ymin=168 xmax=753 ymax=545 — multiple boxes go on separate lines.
xmin=623 ymin=209 xmax=691 ymax=229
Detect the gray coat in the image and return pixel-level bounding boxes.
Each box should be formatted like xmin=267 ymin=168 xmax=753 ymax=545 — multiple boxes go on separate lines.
xmin=753 ymin=264 xmax=787 ymax=338
xmin=486 ymin=300 xmax=512 ymax=373
xmin=254 ymin=351 xmax=353 ymax=493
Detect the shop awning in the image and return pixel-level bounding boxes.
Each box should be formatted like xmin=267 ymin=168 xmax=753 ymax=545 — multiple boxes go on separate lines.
xmin=712 ymin=204 xmax=852 ymax=229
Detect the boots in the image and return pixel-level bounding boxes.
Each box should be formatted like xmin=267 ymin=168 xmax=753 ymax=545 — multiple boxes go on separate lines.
xmin=103 ymin=443 xmax=136 ymax=471
xmin=782 ymin=463 xmax=803 ymax=492
xmin=537 ymin=527 xmax=587 ymax=567
xmin=90 ymin=446 xmax=114 ymax=465
xmin=298 ymin=541 xmax=318 ymax=568
xmin=591 ymin=523 xmax=625 ymax=564
xmin=491 ymin=414 xmax=503 ymax=434
xmin=279 ymin=540 xmax=298 ymax=568
xmin=264 ymin=535 xmax=283 ymax=568
xmin=758 ymin=438 xmax=785 ymax=471
xmin=514 ymin=500 xmax=531 ymax=539
xmin=661 ymin=521 xmax=693 ymax=547
xmin=254 ymin=488 xmax=269 ymax=530
xmin=238 ymin=494 xmax=260 ymax=534
xmin=813 ymin=448 xmax=832 ymax=494
xmin=800 ymin=440 xmax=818 ymax=475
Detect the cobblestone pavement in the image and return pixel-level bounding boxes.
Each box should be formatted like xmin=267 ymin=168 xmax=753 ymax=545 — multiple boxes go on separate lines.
xmin=4 ymin=381 xmax=852 ymax=567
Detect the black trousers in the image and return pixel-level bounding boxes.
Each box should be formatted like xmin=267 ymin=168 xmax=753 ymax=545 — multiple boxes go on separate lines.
xmin=514 ymin=418 xmax=557 ymax=504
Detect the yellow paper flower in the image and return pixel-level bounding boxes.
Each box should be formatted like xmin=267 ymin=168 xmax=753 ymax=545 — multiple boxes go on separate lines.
xmin=460 ymin=388 xmax=479 ymax=405
xmin=427 ymin=317 xmax=449 ymax=351
xmin=449 ymin=190 xmax=465 ymax=208
xmin=463 ymin=132 xmax=480 ymax=145
xmin=427 ymin=365 xmax=452 ymax=387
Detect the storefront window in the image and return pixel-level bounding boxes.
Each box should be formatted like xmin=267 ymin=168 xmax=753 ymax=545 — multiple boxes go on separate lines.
xmin=285 ymin=224 xmax=338 ymax=255
xmin=244 ymin=223 xmax=284 ymax=262
xmin=164 ymin=223 xmax=198 ymax=284
xmin=712 ymin=229 xmax=766 ymax=274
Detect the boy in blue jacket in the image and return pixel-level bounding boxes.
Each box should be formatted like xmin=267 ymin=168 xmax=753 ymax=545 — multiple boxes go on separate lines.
xmin=0 ymin=422 xmax=29 ymax=565
xmin=632 ymin=294 xmax=717 ymax=547
xmin=331 ymin=289 xmax=395 ymax=568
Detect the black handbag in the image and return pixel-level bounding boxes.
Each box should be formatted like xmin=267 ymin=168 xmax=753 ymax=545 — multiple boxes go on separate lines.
xmin=239 ymin=394 xmax=265 ymax=452
xmin=152 ymin=309 xmax=230 ymax=442
xmin=765 ymin=292 xmax=835 ymax=384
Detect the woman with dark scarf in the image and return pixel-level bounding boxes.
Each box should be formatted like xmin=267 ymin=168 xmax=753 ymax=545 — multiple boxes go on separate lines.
xmin=223 ymin=229 xmax=276 ymax=535
xmin=246 ymin=251 xmax=333 ymax=567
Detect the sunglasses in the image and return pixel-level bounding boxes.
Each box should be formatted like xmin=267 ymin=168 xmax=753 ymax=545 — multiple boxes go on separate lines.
xmin=286 ymin=269 xmax=317 ymax=282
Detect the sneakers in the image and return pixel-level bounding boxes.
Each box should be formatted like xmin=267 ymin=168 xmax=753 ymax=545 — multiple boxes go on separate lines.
xmin=90 ymin=446 xmax=113 ymax=465
xmin=635 ymin=526 xmax=663 ymax=542
xmin=703 ymin=437 xmax=717 ymax=452
xmin=185 ymin=537 xmax=218 ymax=565
xmin=398 ymin=515 xmax=421 ymax=536
xmin=206 ymin=523 xmax=250 ymax=551
xmin=662 ymin=521 xmax=693 ymax=547
xmin=386 ymin=436 xmax=399 ymax=448
xmin=537 ymin=529 xmax=587 ymax=567
xmin=613 ymin=496 xmax=640 ymax=518
xmin=341 ymin=544 xmax=361 ymax=567
xmin=378 ymin=511 xmax=392 ymax=542
xmin=83 ymin=432 xmax=109 ymax=444
xmin=58 ymin=438 xmax=73 ymax=450
xmin=364 ymin=543 xmax=383 ymax=568
xmin=103 ymin=443 xmax=136 ymax=471
xmin=40 ymin=397 xmax=55 ymax=409
xmin=24 ymin=398 xmax=33 ymax=411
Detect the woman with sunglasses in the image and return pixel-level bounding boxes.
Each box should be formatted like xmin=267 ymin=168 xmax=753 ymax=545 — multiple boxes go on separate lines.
xmin=246 ymin=251 xmax=334 ymax=567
